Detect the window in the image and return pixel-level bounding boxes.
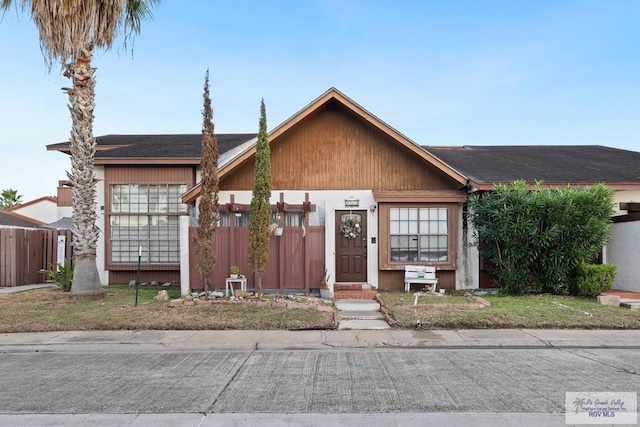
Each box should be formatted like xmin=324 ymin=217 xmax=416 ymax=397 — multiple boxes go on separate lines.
xmin=389 ymin=207 xmax=448 ymax=262
xmin=110 ymin=184 xmax=187 ymax=264
xmin=284 ymin=212 xmax=304 ymax=227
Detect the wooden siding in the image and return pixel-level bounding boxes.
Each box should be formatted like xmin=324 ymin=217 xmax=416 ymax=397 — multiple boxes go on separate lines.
xmin=56 ymin=187 xmax=72 ymax=207
xmin=109 ymin=270 xmax=180 ymax=284
xmin=378 ymin=269 xmax=456 ymax=291
xmin=104 ymin=166 xmax=195 ymax=185
xmin=0 ymin=228 xmax=72 ymax=287
xmin=221 ymin=102 xmax=457 ymax=191
xmin=188 ymin=226 xmax=326 ymax=292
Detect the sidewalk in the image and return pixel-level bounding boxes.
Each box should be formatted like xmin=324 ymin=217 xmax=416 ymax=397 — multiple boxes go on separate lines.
xmin=2 ymin=328 xmax=640 ymax=351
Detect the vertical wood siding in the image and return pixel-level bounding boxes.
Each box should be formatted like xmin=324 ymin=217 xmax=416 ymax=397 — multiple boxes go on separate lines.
xmin=104 ymin=166 xmax=195 ymax=185
xmin=0 ymin=228 xmax=72 ymax=287
xmin=378 ymin=269 xmax=456 ymax=291
xmin=221 ymin=102 xmax=456 ymax=191
xmin=189 ymin=226 xmax=325 ymax=292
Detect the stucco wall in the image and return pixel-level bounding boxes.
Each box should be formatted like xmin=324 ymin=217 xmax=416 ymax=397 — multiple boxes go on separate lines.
xmin=607 ymin=221 xmax=640 ymax=292
xmin=11 ymin=199 xmax=58 ymax=224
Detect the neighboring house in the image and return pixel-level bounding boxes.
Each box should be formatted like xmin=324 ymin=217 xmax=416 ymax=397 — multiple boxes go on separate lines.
xmin=0 ymin=211 xmax=44 ymax=228
xmin=4 ymin=196 xmax=58 ymax=225
xmin=608 ymin=203 xmax=640 ymax=292
xmin=47 ymin=88 xmax=640 ymax=293
xmin=423 ymin=145 xmax=640 ymax=289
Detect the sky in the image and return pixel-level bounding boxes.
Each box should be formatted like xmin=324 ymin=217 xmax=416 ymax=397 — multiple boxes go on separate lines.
xmin=1 ymin=0 xmax=639 ymax=201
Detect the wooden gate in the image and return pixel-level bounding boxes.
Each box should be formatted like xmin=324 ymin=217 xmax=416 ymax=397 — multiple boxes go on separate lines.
xmin=188 ymin=226 xmax=325 ymax=292
xmin=0 ymin=228 xmax=72 ymax=287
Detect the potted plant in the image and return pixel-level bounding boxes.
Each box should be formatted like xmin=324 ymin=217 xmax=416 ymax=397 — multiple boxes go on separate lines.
xmin=319 ymin=268 xmax=332 ymax=299
xmin=230 ymin=265 xmax=240 ymax=279
xmin=270 ymin=222 xmax=283 ymax=236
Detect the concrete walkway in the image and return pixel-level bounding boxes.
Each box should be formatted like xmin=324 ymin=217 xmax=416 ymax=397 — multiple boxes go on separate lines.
xmin=2 ymin=328 xmax=640 ymax=350
xmin=0 ymin=283 xmax=56 ymax=295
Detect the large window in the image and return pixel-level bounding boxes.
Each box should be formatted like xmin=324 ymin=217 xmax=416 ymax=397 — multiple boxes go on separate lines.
xmin=390 ymin=207 xmax=448 ymax=262
xmin=110 ymin=184 xmax=187 ymax=264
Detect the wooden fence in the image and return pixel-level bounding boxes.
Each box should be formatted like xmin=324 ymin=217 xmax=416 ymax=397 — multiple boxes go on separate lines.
xmin=0 ymin=228 xmax=73 ymax=287
xmin=188 ymin=226 xmax=325 ymax=292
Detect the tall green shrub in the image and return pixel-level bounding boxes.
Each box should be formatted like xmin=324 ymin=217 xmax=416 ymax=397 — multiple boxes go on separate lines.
xmin=468 ymin=180 xmax=614 ymax=295
xmin=248 ymin=99 xmax=272 ymax=296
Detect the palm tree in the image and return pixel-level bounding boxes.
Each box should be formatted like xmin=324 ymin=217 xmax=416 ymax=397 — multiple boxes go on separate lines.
xmin=0 ymin=188 xmax=23 ymax=209
xmin=1 ymin=0 xmax=161 ymax=296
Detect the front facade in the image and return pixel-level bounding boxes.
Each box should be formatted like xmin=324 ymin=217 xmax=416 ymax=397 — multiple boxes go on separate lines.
xmin=181 ymin=89 xmax=474 ymax=295
xmin=47 ymin=88 xmax=640 ymax=294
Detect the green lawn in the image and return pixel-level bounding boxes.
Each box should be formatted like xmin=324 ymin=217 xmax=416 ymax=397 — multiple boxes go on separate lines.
xmin=381 ymin=291 xmax=640 ymax=329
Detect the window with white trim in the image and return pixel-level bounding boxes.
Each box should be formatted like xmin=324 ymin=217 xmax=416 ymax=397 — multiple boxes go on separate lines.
xmin=390 ymin=207 xmax=448 ymax=262
xmin=110 ymin=184 xmax=187 ymax=264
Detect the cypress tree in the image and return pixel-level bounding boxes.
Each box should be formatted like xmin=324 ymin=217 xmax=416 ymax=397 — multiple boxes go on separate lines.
xmin=195 ymin=69 xmax=219 ymax=294
xmin=248 ymin=99 xmax=272 ymax=296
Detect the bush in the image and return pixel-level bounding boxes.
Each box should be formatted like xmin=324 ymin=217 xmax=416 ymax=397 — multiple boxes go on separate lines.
xmin=40 ymin=262 xmax=74 ymax=292
xmin=468 ymin=181 xmax=614 ymax=295
xmin=569 ymin=263 xmax=617 ymax=298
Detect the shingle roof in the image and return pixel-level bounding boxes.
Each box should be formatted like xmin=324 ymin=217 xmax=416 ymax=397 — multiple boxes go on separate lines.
xmin=423 ymin=145 xmax=640 ymax=187
xmin=0 ymin=211 xmax=43 ymax=227
xmin=48 ymin=134 xmax=257 ymax=159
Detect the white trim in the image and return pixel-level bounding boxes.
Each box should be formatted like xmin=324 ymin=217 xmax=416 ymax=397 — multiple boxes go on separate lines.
xmin=179 ymin=215 xmax=190 ymax=296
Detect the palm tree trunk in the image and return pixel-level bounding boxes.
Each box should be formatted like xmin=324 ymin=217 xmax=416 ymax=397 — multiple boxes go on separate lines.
xmin=64 ymin=46 xmax=103 ymax=296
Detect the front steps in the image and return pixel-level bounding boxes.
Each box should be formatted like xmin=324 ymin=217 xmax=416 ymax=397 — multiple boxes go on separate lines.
xmin=335 ymin=298 xmax=390 ymax=330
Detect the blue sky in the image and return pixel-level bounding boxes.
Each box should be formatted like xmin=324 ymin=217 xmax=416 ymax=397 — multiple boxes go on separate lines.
xmin=1 ymin=0 xmax=639 ymax=201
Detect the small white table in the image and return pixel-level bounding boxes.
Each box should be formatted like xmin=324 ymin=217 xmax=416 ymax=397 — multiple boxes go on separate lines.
xmin=225 ymin=277 xmax=247 ymax=296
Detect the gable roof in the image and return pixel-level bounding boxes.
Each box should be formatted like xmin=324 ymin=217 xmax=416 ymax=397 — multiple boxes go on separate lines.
xmin=182 ymin=88 xmax=468 ymax=203
xmin=47 ymin=134 xmax=256 ymax=165
xmin=424 ymin=145 xmax=640 ymax=190
xmin=0 ymin=211 xmax=44 ymax=227
xmin=4 ymin=196 xmax=57 ymax=212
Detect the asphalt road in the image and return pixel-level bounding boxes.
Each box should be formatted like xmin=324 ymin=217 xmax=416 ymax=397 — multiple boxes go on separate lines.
xmin=0 ymin=346 xmax=638 ymax=426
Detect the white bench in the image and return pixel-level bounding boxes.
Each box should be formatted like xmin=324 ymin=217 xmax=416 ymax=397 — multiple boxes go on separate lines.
xmin=404 ymin=265 xmax=438 ymax=293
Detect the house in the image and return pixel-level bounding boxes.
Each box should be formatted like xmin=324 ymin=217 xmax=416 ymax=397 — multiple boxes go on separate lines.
xmin=2 ymin=196 xmax=58 ymax=226
xmin=47 ymin=88 xmax=640 ymax=294
xmin=0 ymin=211 xmax=44 ymax=228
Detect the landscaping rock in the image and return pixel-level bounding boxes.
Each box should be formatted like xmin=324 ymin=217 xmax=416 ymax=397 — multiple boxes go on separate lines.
xmin=597 ymin=295 xmax=620 ymax=307
xmin=151 ymin=281 xmax=159 ymax=286
xmin=168 ymin=299 xmax=184 ymax=307
xmin=154 ymin=290 xmax=169 ymax=301
xmin=129 ymin=280 xmax=136 ymax=286
xmin=209 ymin=291 xmax=224 ymax=298
xmin=161 ymin=282 xmax=172 ymax=287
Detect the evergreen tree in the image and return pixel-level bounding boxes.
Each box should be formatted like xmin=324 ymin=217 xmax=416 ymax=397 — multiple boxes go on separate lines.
xmin=195 ymin=70 xmax=219 ymax=294
xmin=248 ymin=99 xmax=272 ymax=295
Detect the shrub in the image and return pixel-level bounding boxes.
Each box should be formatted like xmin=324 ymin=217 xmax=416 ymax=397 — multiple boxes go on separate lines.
xmin=569 ymin=263 xmax=616 ymax=298
xmin=40 ymin=262 xmax=74 ymax=292
xmin=468 ymin=181 xmax=614 ymax=295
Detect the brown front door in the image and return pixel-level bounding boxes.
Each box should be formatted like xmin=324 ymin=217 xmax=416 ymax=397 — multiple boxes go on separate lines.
xmin=335 ymin=210 xmax=367 ymax=282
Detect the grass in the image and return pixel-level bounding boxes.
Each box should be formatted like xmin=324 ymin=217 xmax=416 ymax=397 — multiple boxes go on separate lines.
xmin=0 ymin=285 xmax=335 ymax=333
xmin=381 ymin=291 xmax=640 ymax=329
xmin=3 ymin=286 xmax=639 ymax=332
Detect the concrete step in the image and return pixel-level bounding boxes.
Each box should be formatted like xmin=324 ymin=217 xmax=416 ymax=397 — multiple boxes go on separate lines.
xmin=335 ymin=299 xmax=381 ymax=312
xmin=338 ymin=310 xmax=385 ymax=320
xmin=338 ymin=319 xmax=390 ymax=330
xmin=621 ymin=302 xmax=640 ymax=311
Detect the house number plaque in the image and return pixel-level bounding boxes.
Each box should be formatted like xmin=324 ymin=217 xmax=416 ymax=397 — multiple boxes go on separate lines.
xmin=344 ymin=197 xmax=359 ymax=207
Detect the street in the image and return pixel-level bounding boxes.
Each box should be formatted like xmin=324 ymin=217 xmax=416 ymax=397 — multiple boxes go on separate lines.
xmin=0 ymin=332 xmax=638 ymax=426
